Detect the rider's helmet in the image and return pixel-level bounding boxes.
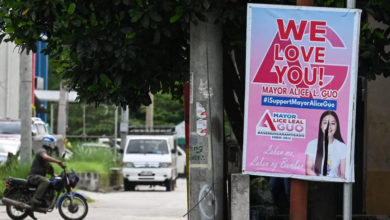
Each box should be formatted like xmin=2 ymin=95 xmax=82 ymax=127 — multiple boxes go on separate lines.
xmin=42 ymin=135 xmax=56 ymax=150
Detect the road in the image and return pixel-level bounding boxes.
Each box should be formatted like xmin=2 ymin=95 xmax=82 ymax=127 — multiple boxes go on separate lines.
xmin=0 ymin=178 xmax=188 ymax=220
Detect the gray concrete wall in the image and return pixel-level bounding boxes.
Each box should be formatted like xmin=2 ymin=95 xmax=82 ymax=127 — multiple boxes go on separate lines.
xmin=77 ymin=169 xmax=122 ymax=192
xmin=231 ymin=174 xmax=249 ymax=220
xmin=365 ymin=76 xmax=390 ymax=214
xmin=0 ymin=42 xmax=21 ymax=119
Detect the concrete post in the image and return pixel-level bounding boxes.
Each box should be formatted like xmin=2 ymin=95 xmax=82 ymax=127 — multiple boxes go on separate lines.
xmin=82 ymin=104 xmax=86 ymax=137
xmin=145 ymin=93 xmax=154 ymax=128
xmin=189 ymin=11 xmax=224 ymax=220
xmin=50 ymin=104 xmax=54 ymax=133
xmin=231 ymin=174 xmax=250 ymax=220
xmin=19 ymin=51 xmax=32 ymax=162
xmin=114 ymin=106 xmax=118 ymax=163
xmin=120 ymin=106 xmax=129 ymax=150
xmin=57 ymin=80 xmax=68 ymax=137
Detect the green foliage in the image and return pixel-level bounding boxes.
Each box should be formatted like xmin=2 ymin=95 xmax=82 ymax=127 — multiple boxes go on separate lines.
xmin=130 ymin=92 xmax=184 ymax=126
xmin=314 ymin=0 xmax=390 ymax=79
xmin=56 ymin=143 xmax=118 ymax=174
xmin=0 ymin=0 xmax=191 ymax=110
xmin=153 ymin=93 xmax=184 ymax=125
xmin=357 ymin=1 xmax=390 ymax=79
xmin=67 ymin=104 xmax=117 ymax=136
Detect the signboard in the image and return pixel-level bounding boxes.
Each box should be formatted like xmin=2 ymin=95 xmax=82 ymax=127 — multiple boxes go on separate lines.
xmin=243 ymin=4 xmax=361 ymax=182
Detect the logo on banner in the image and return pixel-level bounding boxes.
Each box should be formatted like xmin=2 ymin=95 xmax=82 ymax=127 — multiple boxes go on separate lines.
xmin=252 ymin=19 xmax=348 ymax=100
xmin=256 ymin=110 xmax=306 ymax=140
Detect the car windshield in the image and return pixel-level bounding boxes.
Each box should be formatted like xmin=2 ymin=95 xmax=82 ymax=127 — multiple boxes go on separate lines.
xmin=126 ymin=139 xmax=169 ymax=154
xmin=0 ymin=121 xmax=21 ymax=134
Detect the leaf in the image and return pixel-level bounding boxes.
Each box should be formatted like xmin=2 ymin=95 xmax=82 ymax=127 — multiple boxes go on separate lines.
xmin=88 ymin=84 xmax=100 ymax=92
xmin=5 ymin=27 xmax=14 ymax=34
xmin=374 ymin=29 xmax=385 ymax=39
xmin=360 ymin=51 xmax=371 ymax=58
xmin=100 ymin=74 xmax=112 ymax=86
xmin=150 ymin=22 xmax=157 ymax=29
xmin=68 ymin=3 xmax=76 ymax=15
xmin=129 ymin=9 xmax=143 ymax=23
xmin=31 ymin=11 xmax=36 ymax=21
xmin=136 ymin=0 xmax=144 ymax=7
xmin=72 ymin=19 xmax=82 ymax=27
xmin=18 ymin=22 xmax=27 ymax=27
xmin=361 ymin=22 xmax=369 ymax=31
xmin=126 ymin=32 xmax=136 ymax=39
xmin=169 ymin=14 xmax=181 ymax=23
xmin=22 ymin=8 xmax=30 ymax=16
xmin=15 ymin=37 xmax=23 ymax=45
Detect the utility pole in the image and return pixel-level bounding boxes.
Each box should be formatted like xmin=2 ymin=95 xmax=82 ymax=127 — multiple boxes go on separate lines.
xmin=189 ymin=11 xmax=224 ymax=220
xmin=19 ymin=50 xmax=32 ymax=163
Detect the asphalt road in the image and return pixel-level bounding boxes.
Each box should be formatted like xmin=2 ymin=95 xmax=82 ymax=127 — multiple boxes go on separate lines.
xmin=0 ymin=178 xmax=188 ymax=220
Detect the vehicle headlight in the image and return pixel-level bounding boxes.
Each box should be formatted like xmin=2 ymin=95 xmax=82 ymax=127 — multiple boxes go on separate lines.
xmin=159 ymin=162 xmax=172 ymax=168
xmin=122 ymin=162 xmax=134 ymax=168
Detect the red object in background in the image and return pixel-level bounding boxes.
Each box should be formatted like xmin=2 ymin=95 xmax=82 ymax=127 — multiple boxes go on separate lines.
xmin=32 ymin=53 xmax=36 ymax=105
xmin=184 ymin=83 xmax=190 ymax=150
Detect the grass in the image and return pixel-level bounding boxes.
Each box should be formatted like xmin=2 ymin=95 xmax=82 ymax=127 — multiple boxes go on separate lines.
xmin=57 ymin=143 xmax=119 ymax=174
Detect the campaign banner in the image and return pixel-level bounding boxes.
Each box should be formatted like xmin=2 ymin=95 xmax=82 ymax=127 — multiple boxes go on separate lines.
xmin=243 ymin=4 xmax=361 ymax=182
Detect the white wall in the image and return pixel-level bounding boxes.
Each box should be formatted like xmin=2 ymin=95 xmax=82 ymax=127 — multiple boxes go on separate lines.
xmin=0 ymin=42 xmax=22 ymax=119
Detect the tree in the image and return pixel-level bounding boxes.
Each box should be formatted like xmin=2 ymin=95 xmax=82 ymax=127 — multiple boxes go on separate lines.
xmin=0 ymin=0 xmax=389 ymax=146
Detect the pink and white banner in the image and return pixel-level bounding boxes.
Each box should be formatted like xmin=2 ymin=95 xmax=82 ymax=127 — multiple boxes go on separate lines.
xmin=243 ymin=4 xmax=361 ymax=182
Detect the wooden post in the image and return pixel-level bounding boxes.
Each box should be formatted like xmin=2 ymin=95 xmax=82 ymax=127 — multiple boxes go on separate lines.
xmin=290 ymin=179 xmax=308 ymax=220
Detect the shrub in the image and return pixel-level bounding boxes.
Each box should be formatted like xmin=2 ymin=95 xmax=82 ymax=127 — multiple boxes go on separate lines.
xmin=55 ymin=143 xmax=119 ymax=174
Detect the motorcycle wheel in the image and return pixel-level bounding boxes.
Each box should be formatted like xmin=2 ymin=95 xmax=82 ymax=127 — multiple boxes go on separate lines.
xmin=4 ymin=189 xmax=28 ymax=220
xmin=6 ymin=205 xmax=28 ymax=220
xmin=58 ymin=194 xmax=88 ymax=220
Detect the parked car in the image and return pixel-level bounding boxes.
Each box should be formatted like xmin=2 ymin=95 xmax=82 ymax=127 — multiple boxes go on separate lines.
xmin=0 ymin=118 xmax=64 ymax=164
xmin=31 ymin=117 xmax=65 ymax=156
xmin=97 ymin=137 xmax=121 ymax=150
xmin=0 ymin=119 xmax=22 ymax=165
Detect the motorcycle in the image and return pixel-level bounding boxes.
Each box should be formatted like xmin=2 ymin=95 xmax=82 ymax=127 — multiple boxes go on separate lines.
xmin=1 ymin=166 xmax=88 ymax=220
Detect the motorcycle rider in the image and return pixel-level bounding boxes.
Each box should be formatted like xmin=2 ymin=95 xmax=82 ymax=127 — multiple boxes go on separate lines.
xmin=28 ymin=135 xmax=65 ymax=205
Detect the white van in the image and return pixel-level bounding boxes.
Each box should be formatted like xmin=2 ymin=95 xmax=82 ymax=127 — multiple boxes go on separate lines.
xmin=176 ymin=147 xmax=186 ymax=177
xmin=122 ymin=127 xmax=178 ymax=191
